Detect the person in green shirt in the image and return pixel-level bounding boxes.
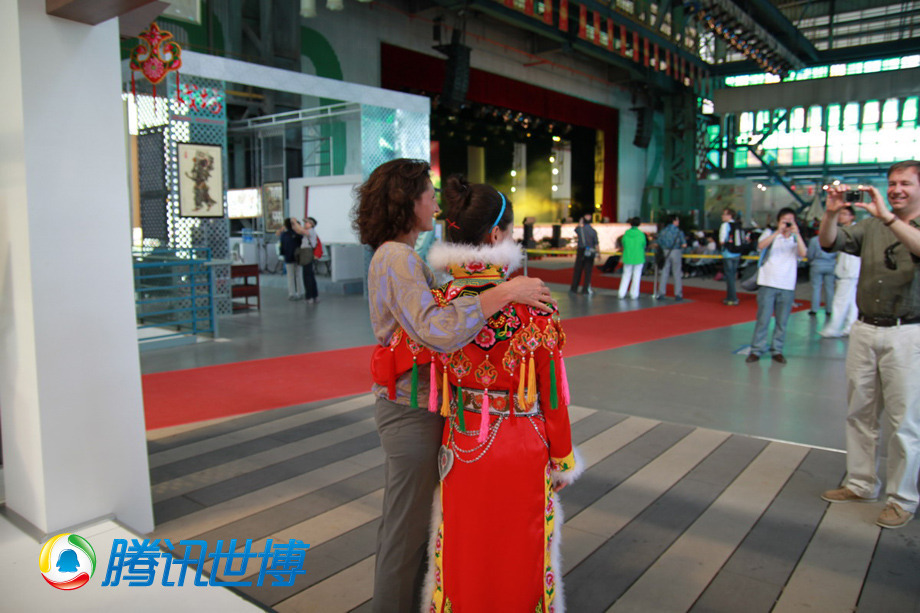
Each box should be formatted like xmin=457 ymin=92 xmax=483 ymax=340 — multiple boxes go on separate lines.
xmin=618 ymin=217 xmax=648 ymax=299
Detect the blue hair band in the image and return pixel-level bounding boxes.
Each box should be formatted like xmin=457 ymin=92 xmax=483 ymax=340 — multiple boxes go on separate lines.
xmin=491 ymin=192 xmax=507 ymax=229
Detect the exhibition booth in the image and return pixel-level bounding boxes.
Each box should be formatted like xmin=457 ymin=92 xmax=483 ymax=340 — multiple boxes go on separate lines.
xmin=125 ymin=49 xmax=429 ymax=348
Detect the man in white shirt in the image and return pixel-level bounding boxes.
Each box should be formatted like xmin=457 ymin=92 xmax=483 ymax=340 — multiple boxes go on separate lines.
xmin=746 ymin=207 xmax=807 ymax=364
xmin=820 ymin=205 xmax=860 ymax=337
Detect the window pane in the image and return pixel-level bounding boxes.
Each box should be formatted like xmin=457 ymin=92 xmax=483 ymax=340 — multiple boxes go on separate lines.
xmin=843 ymin=103 xmax=860 ymax=126
xmin=862 ymin=101 xmax=880 ymax=126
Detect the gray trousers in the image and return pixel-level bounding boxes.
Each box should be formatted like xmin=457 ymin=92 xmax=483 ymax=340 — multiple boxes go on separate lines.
xmin=284 ymin=262 xmax=302 ymax=297
xmin=372 ymin=397 xmax=443 ymax=613
xmin=656 ymin=249 xmax=683 ymax=297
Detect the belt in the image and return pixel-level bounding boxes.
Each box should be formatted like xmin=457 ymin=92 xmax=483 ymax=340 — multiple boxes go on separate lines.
xmin=858 ymin=313 xmax=920 ymax=327
xmin=452 ymin=387 xmax=540 ymax=417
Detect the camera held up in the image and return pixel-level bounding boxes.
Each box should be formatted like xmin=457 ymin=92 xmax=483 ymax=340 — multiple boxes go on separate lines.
xmin=845 ymin=189 xmax=863 ymax=203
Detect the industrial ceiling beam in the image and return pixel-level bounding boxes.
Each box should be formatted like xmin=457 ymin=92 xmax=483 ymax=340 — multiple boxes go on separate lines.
xmin=736 ymin=0 xmax=820 ymax=61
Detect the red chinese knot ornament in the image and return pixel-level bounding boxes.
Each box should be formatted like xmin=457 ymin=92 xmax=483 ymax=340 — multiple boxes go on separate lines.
xmin=129 ymin=22 xmax=182 ymax=104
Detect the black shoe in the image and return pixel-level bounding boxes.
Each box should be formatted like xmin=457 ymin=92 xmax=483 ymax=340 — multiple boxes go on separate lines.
xmin=772 ymin=353 xmax=787 ymax=364
xmin=808 ymin=311 xmax=817 ymax=316
xmin=745 ymin=353 xmax=759 ymax=363
xmin=675 ymin=295 xmax=683 ymax=302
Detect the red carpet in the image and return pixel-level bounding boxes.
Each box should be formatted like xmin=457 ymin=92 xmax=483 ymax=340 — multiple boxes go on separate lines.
xmin=142 ymin=268 xmax=773 ymax=430
xmin=142 ymin=346 xmax=373 ymax=430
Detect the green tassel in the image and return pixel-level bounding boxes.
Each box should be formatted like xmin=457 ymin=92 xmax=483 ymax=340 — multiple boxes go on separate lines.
xmin=550 ymin=358 xmax=558 ymax=410
xmin=457 ymin=387 xmax=466 ymax=432
xmin=410 ymin=359 xmax=419 ymax=408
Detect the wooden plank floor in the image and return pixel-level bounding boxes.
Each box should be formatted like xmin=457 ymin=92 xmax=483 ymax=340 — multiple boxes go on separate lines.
xmin=147 ymin=394 xmax=920 ymax=613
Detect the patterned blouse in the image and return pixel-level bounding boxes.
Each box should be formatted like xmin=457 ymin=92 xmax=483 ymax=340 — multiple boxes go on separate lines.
xmin=367 ymin=241 xmax=486 ymax=405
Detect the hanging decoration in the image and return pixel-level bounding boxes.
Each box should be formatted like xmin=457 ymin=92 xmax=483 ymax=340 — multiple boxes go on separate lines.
xmin=129 ymin=22 xmax=183 ymax=109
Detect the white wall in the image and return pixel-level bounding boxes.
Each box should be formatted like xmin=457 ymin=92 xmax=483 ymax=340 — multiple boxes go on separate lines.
xmin=289 ymin=175 xmax=362 ymax=243
xmin=0 ymin=1 xmax=153 ymax=534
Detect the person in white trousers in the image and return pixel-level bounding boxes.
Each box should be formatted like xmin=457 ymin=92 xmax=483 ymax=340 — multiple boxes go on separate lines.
xmin=819 ymin=160 xmax=920 ymax=530
xmin=618 ymin=217 xmax=647 ymax=299
xmin=820 ymin=206 xmax=860 ymax=338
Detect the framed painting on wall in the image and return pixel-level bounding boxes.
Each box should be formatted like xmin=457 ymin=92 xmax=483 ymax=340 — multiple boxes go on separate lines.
xmin=177 ymin=142 xmax=224 ymax=218
xmin=262 ymin=181 xmax=284 ymax=233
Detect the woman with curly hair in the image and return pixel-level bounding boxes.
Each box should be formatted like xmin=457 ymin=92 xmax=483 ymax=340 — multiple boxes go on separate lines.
xmin=420 ymin=175 xmax=581 ymax=613
xmin=354 ymin=159 xmax=554 ymax=613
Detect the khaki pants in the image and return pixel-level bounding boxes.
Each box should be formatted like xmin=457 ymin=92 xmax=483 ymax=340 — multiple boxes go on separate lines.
xmin=844 ymin=321 xmax=920 ymax=513
xmin=372 ymin=397 xmax=443 ymax=613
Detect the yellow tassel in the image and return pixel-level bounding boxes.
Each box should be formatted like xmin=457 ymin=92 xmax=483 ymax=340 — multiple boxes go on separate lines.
xmin=518 ymin=359 xmax=527 ymax=409
xmin=526 ymin=352 xmax=537 ymax=405
xmin=440 ymin=367 xmax=451 ymax=417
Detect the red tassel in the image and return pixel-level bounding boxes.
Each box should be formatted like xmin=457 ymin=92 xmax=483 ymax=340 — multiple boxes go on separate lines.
xmin=477 ymin=390 xmax=490 ymax=443
xmin=560 ymin=353 xmax=571 ymax=405
xmin=387 ymin=348 xmax=396 ymax=400
xmin=428 ymin=360 xmax=438 ymax=413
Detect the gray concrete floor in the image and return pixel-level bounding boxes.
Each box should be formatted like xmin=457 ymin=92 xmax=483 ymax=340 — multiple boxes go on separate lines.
xmin=132 ymin=265 xmax=920 ymax=613
xmin=141 ymin=265 xmax=849 ymax=451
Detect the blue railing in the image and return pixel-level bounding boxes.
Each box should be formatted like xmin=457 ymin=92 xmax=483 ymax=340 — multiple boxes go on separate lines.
xmin=133 ymin=248 xmax=217 ymax=346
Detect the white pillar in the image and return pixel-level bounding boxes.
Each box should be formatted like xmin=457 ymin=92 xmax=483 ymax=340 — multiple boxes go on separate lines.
xmin=0 ymin=0 xmax=154 ymax=534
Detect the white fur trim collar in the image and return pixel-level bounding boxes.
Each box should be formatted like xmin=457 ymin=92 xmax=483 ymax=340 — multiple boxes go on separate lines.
xmin=427 ymin=240 xmax=524 ymax=275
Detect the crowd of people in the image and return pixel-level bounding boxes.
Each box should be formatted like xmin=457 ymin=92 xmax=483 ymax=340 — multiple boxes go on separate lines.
xmin=349 ymin=158 xmax=919 ymax=611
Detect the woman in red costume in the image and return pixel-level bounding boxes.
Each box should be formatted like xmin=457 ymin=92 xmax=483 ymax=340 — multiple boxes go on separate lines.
xmin=421 ymin=176 xmax=582 ymax=613
xmin=356 ymin=159 xmax=555 ymax=613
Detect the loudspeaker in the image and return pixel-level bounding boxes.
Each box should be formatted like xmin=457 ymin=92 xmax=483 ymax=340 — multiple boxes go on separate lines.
xmin=436 ymin=32 xmax=471 ymax=111
xmin=523 ymin=222 xmax=535 ymax=248
xmin=551 ymin=224 xmax=562 ymax=248
xmin=633 ymin=107 xmax=653 ymax=148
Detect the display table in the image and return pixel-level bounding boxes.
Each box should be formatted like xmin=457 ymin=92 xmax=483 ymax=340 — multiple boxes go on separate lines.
xmin=230 ymin=264 xmax=260 ymax=311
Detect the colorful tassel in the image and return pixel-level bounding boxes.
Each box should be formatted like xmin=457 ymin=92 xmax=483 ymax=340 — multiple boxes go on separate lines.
xmin=559 ymin=354 xmax=571 ymax=405
xmin=478 ymin=390 xmax=491 ymax=443
xmin=518 ymin=359 xmax=527 ymax=409
xmin=410 ymin=358 xmax=419 ymax=409
xmin=526 ymin=352 xmax=537 ymax=406
xmin=457 ymin=393 xmax=467 ymax=432
xmin=440 ymin=367 xmax=451 ymax=417
xmin=428 ymin=361 xmax=438 ymax=413
xmin=550 ymin=357 xmax=558 ymax=409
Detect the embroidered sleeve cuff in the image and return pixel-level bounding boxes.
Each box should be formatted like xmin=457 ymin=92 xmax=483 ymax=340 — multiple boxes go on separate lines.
xmin=550 ymin=447 xmax=584 ymax=486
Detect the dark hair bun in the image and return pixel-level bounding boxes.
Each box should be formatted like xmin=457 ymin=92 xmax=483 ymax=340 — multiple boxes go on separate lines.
xmin=441 ymin=174 xmax=513 ymax=244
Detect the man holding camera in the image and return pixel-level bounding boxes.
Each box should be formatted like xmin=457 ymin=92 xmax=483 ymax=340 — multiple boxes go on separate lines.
xmin=818 ymin=160 xmax=920 ymax=529
xmin=745 ymin=207 xmax=807 ymax=364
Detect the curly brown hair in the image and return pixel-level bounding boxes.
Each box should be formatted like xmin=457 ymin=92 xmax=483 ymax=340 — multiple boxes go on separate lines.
xmin=352 ymin=159 xmax=431 ymax=249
